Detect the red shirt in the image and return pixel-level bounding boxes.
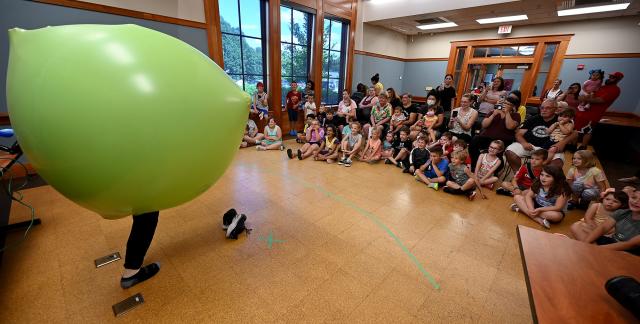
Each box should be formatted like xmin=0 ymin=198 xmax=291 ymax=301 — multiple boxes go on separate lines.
xmin=286 ymin=91 xmax=302 ymax=110
xmin=574 ymin=84 xmax=620 ymax=129
xmin=515 ymin=163 xmax=542 ymax=189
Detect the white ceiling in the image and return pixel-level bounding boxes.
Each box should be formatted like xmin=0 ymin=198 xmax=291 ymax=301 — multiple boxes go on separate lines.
xmin=362 ymin=0 xmax=640 ymax=35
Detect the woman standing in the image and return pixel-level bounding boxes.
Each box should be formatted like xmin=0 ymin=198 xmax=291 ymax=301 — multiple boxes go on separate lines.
xmin=371 ymin=73 xmax=384 ymax=95
xmin=541 ymin=79 xmax=564 ymax=101
xmin=478 ymin=77 xmax=507 ymax=117
xmin=448 ymin=94 xmax=478 ymax=143
xmin=434 ymin=74 xmax=457 ymax=111
xmin=357 ymin=87 xmax=378 ymax=125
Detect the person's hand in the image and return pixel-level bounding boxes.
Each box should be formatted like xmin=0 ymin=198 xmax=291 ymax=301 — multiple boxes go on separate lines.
xmin=523 ymin=143 xmax=535 ymax=151
xmin=552 ymin=141 xmax=566 ymax=153
xmin=530 ymin=208 xmax=540 ymax=216
xmin=513 ymin=188 xmax=522 ymax=196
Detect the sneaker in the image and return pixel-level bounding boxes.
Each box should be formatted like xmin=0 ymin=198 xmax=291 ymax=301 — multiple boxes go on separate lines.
xmin=222 ymin=208 xmax=237 ymax=230
xmin=292 ymin=130 xmax=297 ymax=136
xmin=297 ymin=150 xmax=302 ymax=160
xmin=428 ymin=183 xmax=439 ymax=191
xmin=402 ymin=168 xmax=411 ymax=174
xmin=496 ymin=187 xmax=513 ymax=197
xmin=567 ymin=201 xmax=577 ymax=210
xmin=468 ymin=191 xmax=477 ymax=201
xmin=280 ymin=145 xmax=285 ymax=151
xmin=510 ymin=203 xmax=519 ymax=212
xmin=384 ymin=159 xmax=393 ymax=165
xmin=345 ymin=158 xmax=352 ymax=167
xmin=396 ymin=162 xmax=403 ymax=169
xmin=338 ymin=158 xmax=345 ymax=165
xmin=541 ymin=218 xmax=551 ymax=229
xmin=414 ymin=175 xmax=421 ymax=182
xmin=120 ymin=263 xmax=161 ymax=289
xmin=442 ymin=186 xmax=452 ymax=194
xmin=286 ymin=149 xmax=294 ymax=159
xmin=226 ymin=214 xmax=247 ymax=239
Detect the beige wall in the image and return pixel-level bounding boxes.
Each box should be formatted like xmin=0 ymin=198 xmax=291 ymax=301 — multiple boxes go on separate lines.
xmin=357 ymin=23 xmax=408 ymax=58
xmin=82 ymin=0 xmax=205 ymax=22
xmin=359 ymin=15 xmax=640 ymax=59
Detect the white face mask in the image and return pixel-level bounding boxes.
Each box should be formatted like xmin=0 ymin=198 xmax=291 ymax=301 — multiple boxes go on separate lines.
xmin=427 ymin=100 xmax=436 ymax=106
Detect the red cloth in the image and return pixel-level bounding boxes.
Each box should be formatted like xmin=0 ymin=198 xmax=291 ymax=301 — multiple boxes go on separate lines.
xmin=574 ymin=84 xmax=620 ymax=129
xmin=286 ymin=91 xmax=302 ymax=111
xmin=515 ymin=164 xmax=542 ymax=189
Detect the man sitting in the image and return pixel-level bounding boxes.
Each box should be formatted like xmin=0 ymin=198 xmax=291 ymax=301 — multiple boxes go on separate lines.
xmin=505 ymin=99 xmax=576 ymax=171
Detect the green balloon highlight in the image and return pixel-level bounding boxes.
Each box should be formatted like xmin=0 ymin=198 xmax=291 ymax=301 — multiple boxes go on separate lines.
xmin=7 ymin=24 xmax=250 ymax=219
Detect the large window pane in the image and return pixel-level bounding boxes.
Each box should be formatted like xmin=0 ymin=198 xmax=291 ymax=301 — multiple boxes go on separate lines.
xmin=323 ymin=19 xmax=331 ymax=49
xmin=280 ymin=7 xmax=291 ymax=42
xmin=222 ymin=34 xmax=242 ymax=74
xmin=244 ymin=75 xmax=263 ymax=98
xmin=243 ymin=37 xmax=263 ymax=75
xmin=219 ymin=1 xmax=239 ymax=33
xmin=292 ymin=45 xmax=308 ymax=77
xmin=473 ymin=47 xmax=487 ymax=57
xmin=292 ymin=9 xmax=307 ymax=45
xmin=228 ymin=74 xmax=243 ymax=89
xmin=518 ymin=45 xmax=536 ymax=56
xmin=487 ymin=47 xmax=501 ymax=57
xmin=327 ymin=79 xmax=340 ymax=104
xmin=240 ymin=0 xmax=261 ymax=38
xmin=281 ymin=43 xmax=292 ymax=76
xmin=328 ymin=51 xmax=340 ymax=78
xmin=330 ymin=22 xmax=342 ymax=51
xmin=502 ymin=46 xmax=517 ymax=57
xmin=322 ymin=49 xmax=330 ymax=78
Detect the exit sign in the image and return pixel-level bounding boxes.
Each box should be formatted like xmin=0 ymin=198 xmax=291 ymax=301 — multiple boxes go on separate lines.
xmin=498 ymin=25 xmax=512 ymax=34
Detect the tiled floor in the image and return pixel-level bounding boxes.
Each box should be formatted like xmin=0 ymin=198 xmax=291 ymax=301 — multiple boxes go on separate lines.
xmin=0 ymin=140 xmax=584 ymax=323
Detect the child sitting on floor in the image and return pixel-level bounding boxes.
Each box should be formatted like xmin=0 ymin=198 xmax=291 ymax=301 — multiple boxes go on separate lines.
xmin=497 ymin=149 xmax=547 ymax=197
xmin=511 ymin=165 xmax=572 ymax=229
xmin=406 ymin=137 xmax=430 ymax=175
xmin=570 ymin=190 xmax=628 ymax=240
xmin=360 ymin=128 xmax=383 ymax=163
xmin=297 ymin=114 xmax=316 ymax=143
xmin=385 ymin=126 xmax=412 ymax=169
xmin=428 ymin=132 xmax=453 ymax=157
xmin=381 ymin=132 xmax=394 ymax=159
xmin=443 ymin=150 xmax=477 ymax=200
xmin=415 ymin=147 xmax=449 ymax=190
xmin=450 ymin=139 xmax=472 ymax=167
xmin=288 ymin=119 xmax=324 ymax=160
xmin=473 ymin=140 xmax=504 ymax=191
xmin=338 ymin=122 xmax=363 ymax=167
xmin=314 ymin=125 xmax=340 ymax=163
xmin=567 ymin=150 xmax=607 ymax=209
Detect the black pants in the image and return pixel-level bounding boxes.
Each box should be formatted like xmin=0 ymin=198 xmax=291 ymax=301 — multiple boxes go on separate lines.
xmin=124 ymin=211 xmax=159 ymax=269
xmin=596 ymin=236 xmax=640 ymax=256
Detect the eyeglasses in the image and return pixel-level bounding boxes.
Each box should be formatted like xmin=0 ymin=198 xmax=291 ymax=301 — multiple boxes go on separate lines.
xmin=488 ymin=146 xmax=500 ymax=150
xmin=540 ymin=106 xmax=555 ymax=110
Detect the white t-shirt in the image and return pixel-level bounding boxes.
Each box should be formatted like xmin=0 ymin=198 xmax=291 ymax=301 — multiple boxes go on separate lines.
xmin=304 ymin=102 xmax=316 ymax=117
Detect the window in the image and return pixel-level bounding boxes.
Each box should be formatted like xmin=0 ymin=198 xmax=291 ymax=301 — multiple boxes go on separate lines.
xmin=321 ymin=18 xmax=348 ymax=105
xmin=280 ymin=5 xmax=314 ymax=105
xmin=532 ymin=43 xmax=558 ymax=96
xmin=219 ymin=0 xmax=266 ymax=94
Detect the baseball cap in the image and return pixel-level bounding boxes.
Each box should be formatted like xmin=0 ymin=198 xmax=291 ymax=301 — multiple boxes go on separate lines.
xmin=609 ymin=72 xmax=624 ymax=80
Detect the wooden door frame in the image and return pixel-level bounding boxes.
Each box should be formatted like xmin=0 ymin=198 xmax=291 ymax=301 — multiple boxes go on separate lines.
xmin=447 ymin=34 xmax=572 ymax=107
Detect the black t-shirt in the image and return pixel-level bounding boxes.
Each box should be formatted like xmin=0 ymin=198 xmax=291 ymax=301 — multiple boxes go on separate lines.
xmin=402 ymin=103 xmax=418 ymax=119
xmin=435 ymin=86 xmax=456 ymax=111
xmin=522 ymin=114 xmax=558 ymax=149
xmin=390 ymin=97 xmax=402 ymax=109
xmin=392 ymin=138 xmax=412 ymax=151
xmin=410 ymin=147 xmax=430 ymax=167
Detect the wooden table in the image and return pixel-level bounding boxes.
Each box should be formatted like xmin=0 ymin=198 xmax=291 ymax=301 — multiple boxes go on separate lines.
xmin=517 ymin=225 xmax=640 ymax=323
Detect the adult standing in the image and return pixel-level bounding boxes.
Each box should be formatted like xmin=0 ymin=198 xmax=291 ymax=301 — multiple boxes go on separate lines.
xmin=505 ymin=99 xmax=576 ymax=170
xmin=357 ymin=87 xmax=378 ymax=125
xmin=120 ymin=211 xmax=161 ymax=288
xmin=305 ymin=80 xmax=315 ymax=99
xmin=478 ymin=77 xmax=507 ymax=117
xmin=469 ymin=96 xmax=521 ymax=166
xmin=336 ymin=89 xmax=357 ymax=131
xmin=541 ymin=79 xmax=564 ymax=101
xmin=434 ymin=74 xmax=457 ymax=111
xmin=371 ymin=73 xmax=384 ymax=95
xmin=558 ymin=83 xmax=581 ymax=111
xmin=448 ymin=94 xmax=478 ymax=143
xmin=575 ymin=72 xmax=623 ymax=150
xmin=285 ymin=81 xmax=303 ymax=136
xmin=400 ymin=93 xmax=418 ymax=127
xmin=386 ymin=88 xmax=402 ymax=109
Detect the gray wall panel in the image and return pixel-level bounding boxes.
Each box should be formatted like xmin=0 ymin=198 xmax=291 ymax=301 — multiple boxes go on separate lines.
xmin=402 ymin=61 xmax=448 ymax=97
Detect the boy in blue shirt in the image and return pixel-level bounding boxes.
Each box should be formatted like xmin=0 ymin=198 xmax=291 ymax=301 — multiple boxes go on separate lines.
xmin=415 ymin=147 xmax=449 ymax=190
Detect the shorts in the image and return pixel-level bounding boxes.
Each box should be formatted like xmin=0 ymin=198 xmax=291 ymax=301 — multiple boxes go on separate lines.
xmin=506 ymin=142 xmax=564 ymax=161
xmin=533 ymin=201 xmax=565 ymax=220
xmin=287 ymin=108 xmax=298 ymax=121
xmin=308 ymin=141 xmax=321 ymax=146
xmin=319 ymin=149 xmax=329 ymax=155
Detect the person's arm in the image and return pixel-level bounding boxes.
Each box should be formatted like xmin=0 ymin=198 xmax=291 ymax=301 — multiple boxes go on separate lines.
xmin=551 ymin=130 xmax=578 ymax=152
xmin=433 ymin=113 xmax=444 ymax=129
xmin=546 ymin=122 xmax=559 ymax=135
xmin=481 ymin=159 xmax=501 ymax=182
xmin=582 ymin=217 xmax=617 ymax=243
xmin=482 ymin=110 xmax=497 ymax=129
xmin=533 ymin=193 xmax=568 ymax=213
xmin=557 ymin=92 xmax=567 ymax=102
xmin=352 ymin=136 xmax=363 ymax=152
xmin=377 ymin=116 xmax=391 ymax=126
xmin=403 ymin=112 xmax=417 ymax=126
xmin=583 ymin=203 xmax=599 ymax=227
xmin=515 ymin=128 xmax=533 ymax=150
xmin=505 ymin=112 xmax=519 ymax=130
xmin=276 ymin=127 xmax=283 ymax=141
xmin=305 ymin=128 xmax=313 ymax=142
xmin=262 ymin=93 xmax=269 ymax=106
xmin=458 ymin=110 xmax=478 ymax=131
xmin=600 ymin=235 xmax=640 ymax=251
xmin=450 ymin=97 xmax=455 ymax=111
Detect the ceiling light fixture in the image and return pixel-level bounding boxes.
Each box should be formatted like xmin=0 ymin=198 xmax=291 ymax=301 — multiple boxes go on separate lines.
xmin=476 ymin=15 xmax=528 ymax=24
xmin=417 ymin=22 xmax=458 ymax=30
xmin=557 ymin=3 xmax=630 ymax=16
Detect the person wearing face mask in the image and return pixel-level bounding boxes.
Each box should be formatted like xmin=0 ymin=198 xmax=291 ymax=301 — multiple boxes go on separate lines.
xmin=410 ymin=94 xmax=444 ymax=140
xmin=574 ymin=72 xmax=624 ymax=150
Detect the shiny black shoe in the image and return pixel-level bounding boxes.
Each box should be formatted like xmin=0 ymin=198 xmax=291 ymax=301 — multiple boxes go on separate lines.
xmin=120 ymin=263 xmax=161 ymax=289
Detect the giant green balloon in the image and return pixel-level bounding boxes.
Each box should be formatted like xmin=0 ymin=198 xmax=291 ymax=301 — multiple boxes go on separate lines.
xmin=7 ymin=24 xmax=250 ymax=219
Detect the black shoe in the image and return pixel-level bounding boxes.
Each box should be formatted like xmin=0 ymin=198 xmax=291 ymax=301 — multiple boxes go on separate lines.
xmin=297 ymin=149 xmax=302 ymax=160
xmin=286 ymin=149 xmax=294 ymax=159
xmin=496 ymin=187 xmax=513 ymax=197
xmin=384 ymin=159 xmax=393 ymax=165
xmin=222 ymin=208 xmax=237 ymax=230
xmin=226 ymin=214 xmax=247 ymax=239
xmin=442 ymin=187 xmax=453 ymax=194
xmin=402 ymin=168 xmax=411 ymax=174
xmin=120 ymin=263 xmax=161 ymax=289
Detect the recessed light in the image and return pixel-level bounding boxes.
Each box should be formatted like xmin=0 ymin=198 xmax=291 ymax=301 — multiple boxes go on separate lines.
xmin=557 ymin=3 xmax=630 ymax=16
xmin=417 ymin=22 xmax=458 ymax=30
xmin=476 ymin=15 xmax=528 ymax=24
